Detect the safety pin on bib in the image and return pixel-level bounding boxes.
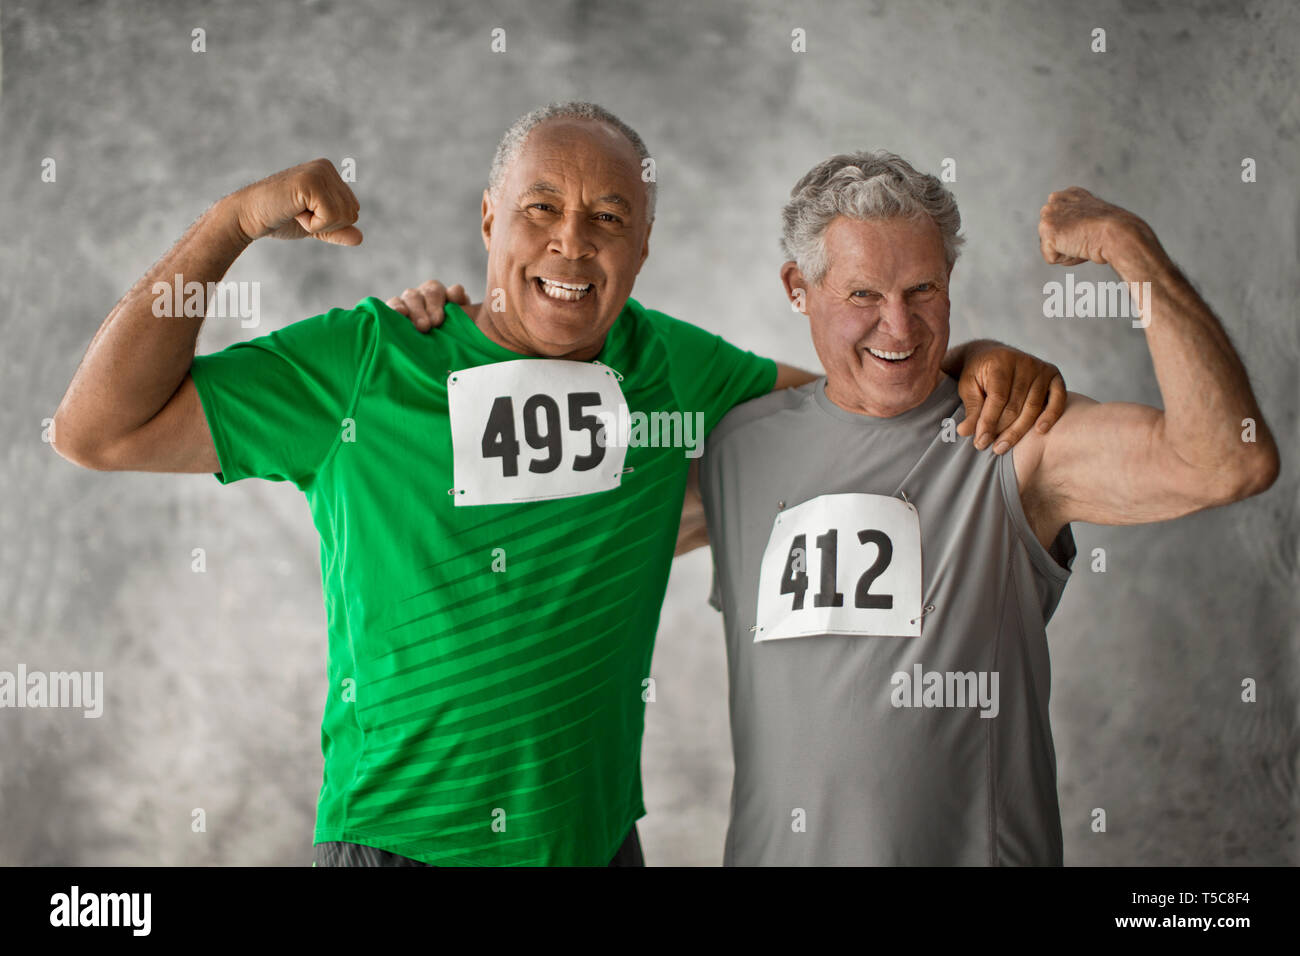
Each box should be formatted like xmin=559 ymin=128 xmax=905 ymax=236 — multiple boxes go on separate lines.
xmin=910 ymin=604 xmax=936 ymax=626
xmin=591 ymin=359 xmax=624 ymax=381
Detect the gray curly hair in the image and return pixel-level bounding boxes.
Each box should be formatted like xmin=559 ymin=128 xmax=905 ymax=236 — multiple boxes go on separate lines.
xmin=488 ymin=101 xmax=656 ymax=220
xmin=781 ymin=150 xmax=964 ymax=284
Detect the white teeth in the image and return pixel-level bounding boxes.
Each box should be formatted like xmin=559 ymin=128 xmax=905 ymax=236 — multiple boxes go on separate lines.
xmin=868 ymin=346 xmax=916 ymax=361
xmin=539 ymin=277 xmax=593 ymax=300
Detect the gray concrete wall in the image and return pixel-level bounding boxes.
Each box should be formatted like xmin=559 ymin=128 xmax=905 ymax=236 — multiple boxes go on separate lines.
xmin=0 ymin=0 xmax=1295 ymax=865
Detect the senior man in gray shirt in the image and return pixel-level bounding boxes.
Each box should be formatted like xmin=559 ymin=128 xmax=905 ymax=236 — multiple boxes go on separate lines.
xmin=699 ymin=151 xmax=1279 ymax=865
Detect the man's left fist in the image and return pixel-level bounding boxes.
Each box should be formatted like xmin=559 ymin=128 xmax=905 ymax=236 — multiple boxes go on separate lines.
xmin=1038 ymin=187 xmax=1150 ymax=267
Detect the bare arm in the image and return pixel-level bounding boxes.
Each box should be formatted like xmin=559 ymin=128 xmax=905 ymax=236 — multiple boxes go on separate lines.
xmin=772 ymin=362 xmax=819 ymax=390
xmin=1016 ymin=188 xmax=1279 ymax=544
xmin=52 ymin=159 xmax=362 ymax=472
xmin=675 ymin=459 xmax=710 ymax=555
xmin=52 ymin=202 xmax=247 ymax=471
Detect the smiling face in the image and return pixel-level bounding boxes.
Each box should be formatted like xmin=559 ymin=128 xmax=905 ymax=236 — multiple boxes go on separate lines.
xmin=784 ymin=215 xmax=953 ymax=418
xmin=477 ymin=118 xmax=652 ymax=360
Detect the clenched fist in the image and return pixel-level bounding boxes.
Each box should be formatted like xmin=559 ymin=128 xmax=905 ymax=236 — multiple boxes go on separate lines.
xmin=228 ymin=159 xmax=362 ymax=246
xmin=1038 ymin=187 xmax=1153 ymax=267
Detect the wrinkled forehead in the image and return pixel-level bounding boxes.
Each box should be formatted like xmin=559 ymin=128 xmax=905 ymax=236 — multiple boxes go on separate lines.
xmin=505 ymin=120 xmax=647 ymax=208
xmin=823 ymin=215 xmax=948 ymax=283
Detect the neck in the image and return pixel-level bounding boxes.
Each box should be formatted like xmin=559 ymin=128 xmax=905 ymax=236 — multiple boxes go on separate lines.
xmin=466 ymin=302 xmax=605 ymax=361
xmin=824 ymin=371 xmax=944 ymax=418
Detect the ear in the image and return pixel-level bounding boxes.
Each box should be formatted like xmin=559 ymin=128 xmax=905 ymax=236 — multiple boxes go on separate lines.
xmin=481 ymin=189 xmax=494 ymax=252
xmin=780 ymin=261 xmax=808 ymax=312
xmin=635 ymin=220 xmax=653 ymax=273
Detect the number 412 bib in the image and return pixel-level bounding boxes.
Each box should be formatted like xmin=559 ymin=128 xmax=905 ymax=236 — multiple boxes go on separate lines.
xmin=448 ymin=359 xmax=630 ymax=506
xmin=755 ymin=493 xmax=924 ymax=641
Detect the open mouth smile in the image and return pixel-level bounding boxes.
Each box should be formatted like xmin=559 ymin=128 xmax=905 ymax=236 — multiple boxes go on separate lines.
xmin=536 ymin=277 xmax=594 ymax=301
xmin=865 ymin=346 xmax=917 ymax=363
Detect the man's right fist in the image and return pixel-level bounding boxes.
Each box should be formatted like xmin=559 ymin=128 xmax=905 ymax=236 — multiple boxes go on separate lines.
xmin=228 ymin=159 xmax=362 ymax=246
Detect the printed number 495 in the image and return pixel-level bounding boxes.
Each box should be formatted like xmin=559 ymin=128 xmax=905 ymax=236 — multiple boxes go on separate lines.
xmin=481 ymin=392 xmax=605 ymax=477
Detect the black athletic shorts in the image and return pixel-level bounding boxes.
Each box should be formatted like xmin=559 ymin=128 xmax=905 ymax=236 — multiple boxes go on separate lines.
xmin=313 ymin=824 xmax=644 ymax=867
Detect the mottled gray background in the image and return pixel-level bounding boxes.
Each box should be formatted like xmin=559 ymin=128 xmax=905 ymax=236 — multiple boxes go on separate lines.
xmin=0 ymin=0 xmax=1296 ymax=866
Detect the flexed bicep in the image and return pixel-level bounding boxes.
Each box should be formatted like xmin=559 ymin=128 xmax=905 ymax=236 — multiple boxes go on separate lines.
xmin=55 ymin=374 xmax=219 ymax=474
xmin=1021 ymin=392 xmax=1259 ymax=537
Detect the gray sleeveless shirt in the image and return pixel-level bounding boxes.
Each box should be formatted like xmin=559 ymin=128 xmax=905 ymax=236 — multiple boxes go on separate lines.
xmin=700 ymin=374 xmax=1076 ymax=865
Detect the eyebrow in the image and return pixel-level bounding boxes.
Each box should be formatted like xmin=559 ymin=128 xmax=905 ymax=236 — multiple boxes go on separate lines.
xmin=843 ymin=276 xmax=942 ymax=291
xmin=524 ymin=181 xmax=563 ymax=197
xmin=522 ymin=181 xmax=632 ymax=211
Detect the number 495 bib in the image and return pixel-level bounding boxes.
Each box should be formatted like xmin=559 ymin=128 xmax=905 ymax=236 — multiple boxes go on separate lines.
xmin=449 ymin=359 xmax=630 ymax=506
xmin=755 ymin=493 xmax=923 ymax=641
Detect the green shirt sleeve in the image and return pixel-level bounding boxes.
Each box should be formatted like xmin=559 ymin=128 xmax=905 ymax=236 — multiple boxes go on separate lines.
xmin=653 ymin=310 xmax=778 ymax=434
xmin=189 ymin=299 xmax=378 ymax=486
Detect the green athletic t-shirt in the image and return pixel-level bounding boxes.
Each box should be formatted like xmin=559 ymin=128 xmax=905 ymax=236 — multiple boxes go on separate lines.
xmin=189 ymin=295 xmax=776 ymax=865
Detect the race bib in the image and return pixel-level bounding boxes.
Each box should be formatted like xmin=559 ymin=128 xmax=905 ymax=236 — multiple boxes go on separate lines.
xmin=755 ymin=493 xmax=923 ymax=641
xmin=448 ymin=359 xmax=629 ymax=506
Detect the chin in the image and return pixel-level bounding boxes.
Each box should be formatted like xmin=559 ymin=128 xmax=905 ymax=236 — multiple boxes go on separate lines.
xmin=855 ymin=369 xmax=940 ymax=416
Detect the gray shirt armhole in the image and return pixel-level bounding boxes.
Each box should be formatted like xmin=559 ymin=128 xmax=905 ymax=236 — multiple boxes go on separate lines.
xmin=998 ymin=448 xmax=1076 ymax=583
xmin=1046 ymin=520 xmax=1077 ymax=573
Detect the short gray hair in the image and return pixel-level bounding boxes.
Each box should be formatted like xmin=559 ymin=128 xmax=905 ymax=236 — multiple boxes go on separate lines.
xmin=781 ymin=150 xmax=964 ymax=284
xmin=488 ymin=101 xmax=656 ymax=220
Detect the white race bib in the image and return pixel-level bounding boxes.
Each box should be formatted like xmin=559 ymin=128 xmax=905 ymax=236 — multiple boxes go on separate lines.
xmin=448 ymin=359 xmax=629 ymax=506
xmin=755 ymin=493 xmax=923 ymax=641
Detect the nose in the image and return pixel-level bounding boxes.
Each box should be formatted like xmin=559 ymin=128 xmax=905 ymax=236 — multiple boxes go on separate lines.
xmin=875 ymin=296 xmax=914 ymax=340
xmin=548 ymin=212 xmax=597 ymax=260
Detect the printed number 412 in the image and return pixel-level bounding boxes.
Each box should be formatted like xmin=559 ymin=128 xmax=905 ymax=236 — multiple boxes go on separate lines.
xmin=780 ymin=529 xmax=893 ymax=611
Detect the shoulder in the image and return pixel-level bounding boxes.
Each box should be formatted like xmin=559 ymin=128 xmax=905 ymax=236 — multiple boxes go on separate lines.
xmin=254 ymin=295 xmax=391 ymax=350
xmin=1010 ymin=390 xmax=1098 ymax=531
xmin=628 ymin=298 xmax=732 ymax=349
xmin=250 ymin=296 xmax=395 ymax=385
xmin=625 ymin=297 xmax=776 ymax=393
xmin=347 ymin=295 xmax=408 ymax=337
xmin=304 ymin=295 xmax=423 ymax=363
xmin=708 ymin=379 xmax=821 ymax=449
xmin=1011 ymin=390 xmax=1098 ymax=488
